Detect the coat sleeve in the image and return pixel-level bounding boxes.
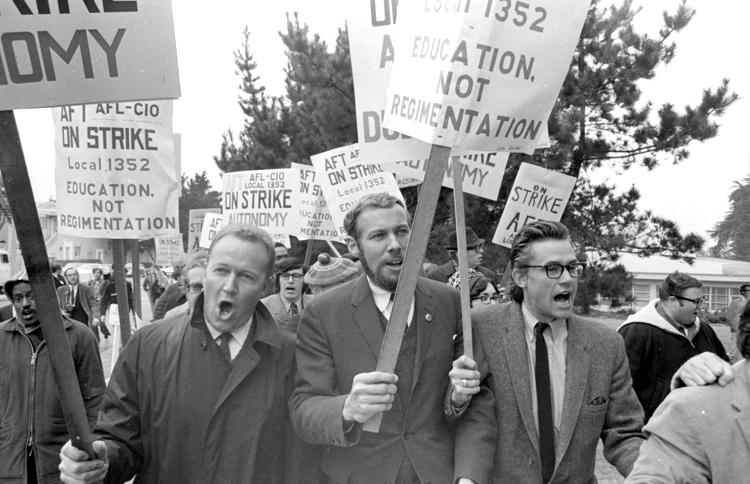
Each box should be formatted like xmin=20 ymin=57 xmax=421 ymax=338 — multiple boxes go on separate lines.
xmin=288 ymin=300 xmax=353 ymax=447
xmin=452 ymin=319 xmax=498 ymax=484
xmin=84 ymin=285 xmax=100 ymax=320
xmin=617 ymin=323 xmax=653 ymax=393
xmin=96 ymin=331 xmax=146 ymax=484
xmin=72 ymin=323 xmax=106 ymax=429
xmin=152 ymin=286 xmax=171 ymax=321
xmin=624 ymin=393 xmax=710 ymax=484
xmin=601 ymin=334 xmax=646 ymax=476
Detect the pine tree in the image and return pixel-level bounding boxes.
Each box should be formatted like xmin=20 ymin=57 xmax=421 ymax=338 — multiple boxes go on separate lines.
xmin=179 ymin=172 xmax=221 ymax=248
xmin=709 ymin=176 xmax=750 ymax=261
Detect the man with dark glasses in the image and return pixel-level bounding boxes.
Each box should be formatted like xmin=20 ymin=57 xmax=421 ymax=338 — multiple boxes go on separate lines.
xmin=619 ymin=271 xmax=729 ymax=423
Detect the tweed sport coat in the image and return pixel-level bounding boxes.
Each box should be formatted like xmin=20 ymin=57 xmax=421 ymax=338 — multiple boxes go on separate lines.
xmin=290 ymin=275 xmax=497 ymax=484
xmin=57 ymin=283 xmax=100 ymax=324
xmin=473 ymin=301 xmax=645 ymax=484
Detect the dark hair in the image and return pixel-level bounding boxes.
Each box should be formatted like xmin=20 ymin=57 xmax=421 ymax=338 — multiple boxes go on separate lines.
xmin=508 ymin=221 xmax=570 ymax=303
xmin=740 ymin=284 xmax=750 ymax=294
xmin=273 ymin=256 xmax=303 ymax=288
xmin=92 ymin=267 xmax=102 ymax=276
xmin=738 ymin=300 xmax=750 ymax=359
xmin=343 ymin=193 xmax=409 ymax=242
xmin=209 ymin=223 xmax=275 ymax=278
xmin=51 ymin=262 xmax=62 ymax=272
xmin=274 ymin=242 xmax=286 ymax=249
xmin=658 ymin=271 xmax=702 ymax=300
xmin=469 ymin=276 xmax=490 ymax=299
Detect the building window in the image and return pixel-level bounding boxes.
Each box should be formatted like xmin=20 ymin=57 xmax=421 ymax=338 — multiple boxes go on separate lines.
xmin=74 ymin=246 xmax=81 ymax=257
xmin=702 ymin=286 xmax=732 ymax=312
xmin=631 ymin=284 xmax=650 ymax=308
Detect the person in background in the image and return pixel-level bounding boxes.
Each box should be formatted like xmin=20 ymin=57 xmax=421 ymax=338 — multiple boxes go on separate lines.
xmin=618 ymin=271 xmax=728 ymax=423
xmin=57 ymin=268 xmax=103 ymax=345
xmin=260 ymin=257 xmax=312 ymax=333
xmin=59 ymin=224 xmax=315 ymax=483
xmin=51 ymin=262 xmax=66 ymax=288
xmin=151 ymin=267 xmax=183 ymax=321
xmin=164 ymin=252 xmax=209 ymax=320
xmin=468 ymin=275 xmax=500 ymax=309
xmin=86 ymin=267 xmax=111 ymax=344
xmin=1 ymin=278 xmax=104 ymax=484
xmin=303 ymin=253 xmax=359 ymax=297
xmin=100 ymin=271 xmax=134 ymax=325
xmin=274 ymin=242 xmax=289 ymax=261
xmin=725 ymin=283 xmax=750 ymax=363
xmin=426 ymin=227 xmax=499 ymax=286
xmin=625 ymin=301 xmax=750 ymax=484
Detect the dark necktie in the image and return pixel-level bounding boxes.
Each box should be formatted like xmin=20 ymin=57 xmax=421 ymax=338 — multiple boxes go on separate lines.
xmin=218 ymin=332 xmax=233 ymax=364
xmin=69 ymin=286 xmax=75 ymax=306
xmin=535 ymin=322 xmax=555 ymax=483
xmin=289 ymin=302 xmax=299 ymax=317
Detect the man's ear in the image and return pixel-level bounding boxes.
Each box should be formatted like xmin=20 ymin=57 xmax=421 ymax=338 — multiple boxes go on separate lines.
xmin=512 ymin=267 xmax=528 ymax=288
xmin=346 ymin=236 xmax=359 ymax=256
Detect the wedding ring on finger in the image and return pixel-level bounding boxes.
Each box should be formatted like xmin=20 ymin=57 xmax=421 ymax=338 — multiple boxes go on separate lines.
xmin=462 ymin=379 xmax=468 ymax=387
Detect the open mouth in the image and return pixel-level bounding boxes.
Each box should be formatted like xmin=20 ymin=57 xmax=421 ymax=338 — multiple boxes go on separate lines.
xmin=553 ymin=291 xmax=572 ymax=304
xmin=218 ymin=301 xmax=234 ymax=317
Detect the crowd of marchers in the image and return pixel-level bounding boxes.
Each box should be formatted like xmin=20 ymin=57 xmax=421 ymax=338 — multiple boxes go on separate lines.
xmin=1 ymin=193 xmax=747 ymax=484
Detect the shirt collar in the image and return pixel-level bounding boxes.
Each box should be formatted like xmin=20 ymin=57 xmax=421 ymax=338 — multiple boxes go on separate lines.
xmin=204 ymin=315 xmax=253 ymax=346
xmin=278 ymin=293 xmax=301 ymax=311
xmin=521 ymin=302 xmax=567 ymax=343
xmin=367 ymin=277 xmax=393 ymax=313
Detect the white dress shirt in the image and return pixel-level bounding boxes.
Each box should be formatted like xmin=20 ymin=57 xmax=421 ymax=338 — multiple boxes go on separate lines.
xmin=205 ymin=316 xmax=253 ymax=360
xmin=367 ymin=278 xmax=414 ymax=325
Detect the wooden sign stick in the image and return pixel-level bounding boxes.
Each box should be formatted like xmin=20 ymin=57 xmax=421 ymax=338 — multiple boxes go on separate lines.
xmin=0 ymin=111 xmax=96 ymax=458
xmin=326 ymin=240 xmax=342 ymax=257
xmin=451 ymin=157 xmax=473 ymax=360
xmin=363 ymin=144 xmax=451 ymax=433
xmin=131 ymin=239 xmax=142 ymax=323
xmin=112 ymin=240 xmax=132 ymax=345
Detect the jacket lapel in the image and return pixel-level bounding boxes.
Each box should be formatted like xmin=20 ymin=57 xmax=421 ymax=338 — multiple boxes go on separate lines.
xmin=504 ymin=303 xmax=539 ymax=452
xmin=411 ymin=280 xmax=434 ymax=393
xmin=351 ymin=275 xmax=385 ymax=359
xmin=556 ymin=315 xmax=589 ymax=462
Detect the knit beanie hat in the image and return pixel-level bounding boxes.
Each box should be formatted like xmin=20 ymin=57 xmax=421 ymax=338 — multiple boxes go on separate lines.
xmin=304 ymin=253 xmax=359 ymax=287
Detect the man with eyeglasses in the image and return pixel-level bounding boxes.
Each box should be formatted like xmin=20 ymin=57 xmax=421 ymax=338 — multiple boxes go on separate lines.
xmin=472 ymin=220 xmax=646 ymax=483
xmin=163 ymin=252 xmax=208 ymax=320
xmin=427 ymin=227 xmax=499 ymax=287
xmin=618 ymin=271 xmax=729 ymax=423
xmin=260 ymin=257 xmax=312 ymax=333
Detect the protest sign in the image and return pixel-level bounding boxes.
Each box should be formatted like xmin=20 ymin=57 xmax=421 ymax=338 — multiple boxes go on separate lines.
xmin=271 ymin=233 xmax=292 ymax=248
xmin=188 ymin=208 xmax=220 ymax=254
xmin=310 ymin=143 xmax=403 ymax=237
xmin=0 ymin=0 xmax=180 ymax=111
xmin=292 ymin=162 xmax=344 ymax=242
xmin=381 ymin=0 xmax=588 ymax=154
xmin=383 ymin=150 xmax=507 ymax=201
xmin=155 ymin=236 xmax=184 ymax=267
xmin=53 ymin=101 xmax=180 ymax=239
xmin=349 ymin=3 xmax=544 ymax=197
xmin=492 ymin=163 xmax=576 ymax=247
xmin=222 ymin=169 xmax=301 ymax=235
xmin=199 ymin=212 xmax=224 ymax=249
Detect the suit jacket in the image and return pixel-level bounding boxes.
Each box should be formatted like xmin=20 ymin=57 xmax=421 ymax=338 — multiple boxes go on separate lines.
xmin=57 ymin=283 xmax=100 ymax=324
xmin=290 ymin=275 xmax=497 ymax=484
xmin=260 ymin=293 xmax=313 ymax=333
xmin=426 ymin=260 xmax=499 ymax=286
xmin=625 ymin=359 xmax=750 ymax=484
xmin=473 ymin=302 xmax=645 ymax=484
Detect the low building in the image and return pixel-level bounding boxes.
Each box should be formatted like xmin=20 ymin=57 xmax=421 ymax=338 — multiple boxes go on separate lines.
xmin=617 ymin=253 xmax=750 ymax=312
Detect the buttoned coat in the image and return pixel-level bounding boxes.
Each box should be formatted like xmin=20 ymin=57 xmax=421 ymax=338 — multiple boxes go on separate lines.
xmin=625 ymin=359 xmax=750 ymax=484
xmin=290 ymin=275 xmax=497 ymax=484
xmin=56 ymin=283 xmax=99 ymax=324
xmin=95 ymin=295 xmax=312 ymax=483
xmin=473 ymin=302 xmax=645 ymax=484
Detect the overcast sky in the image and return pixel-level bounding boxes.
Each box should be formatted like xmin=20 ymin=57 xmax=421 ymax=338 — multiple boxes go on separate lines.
xmin=14 ymin=0 xmax=750 ymax=248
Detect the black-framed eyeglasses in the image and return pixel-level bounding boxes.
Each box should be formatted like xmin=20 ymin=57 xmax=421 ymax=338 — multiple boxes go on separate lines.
xmin=279 ymin=273 xmax=303 ymax=281
xmin=186 ymin=283 xmax=203 ymax=294
xmin=522 ymin=262 xmax=586 ymax=279
xmin=470 ymin=244 xmax=484 ymax=253
xmin=671 ymin=294 xmax=706 ymax=309
xmin=473 ymin=294 xmax=501 ymax=305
